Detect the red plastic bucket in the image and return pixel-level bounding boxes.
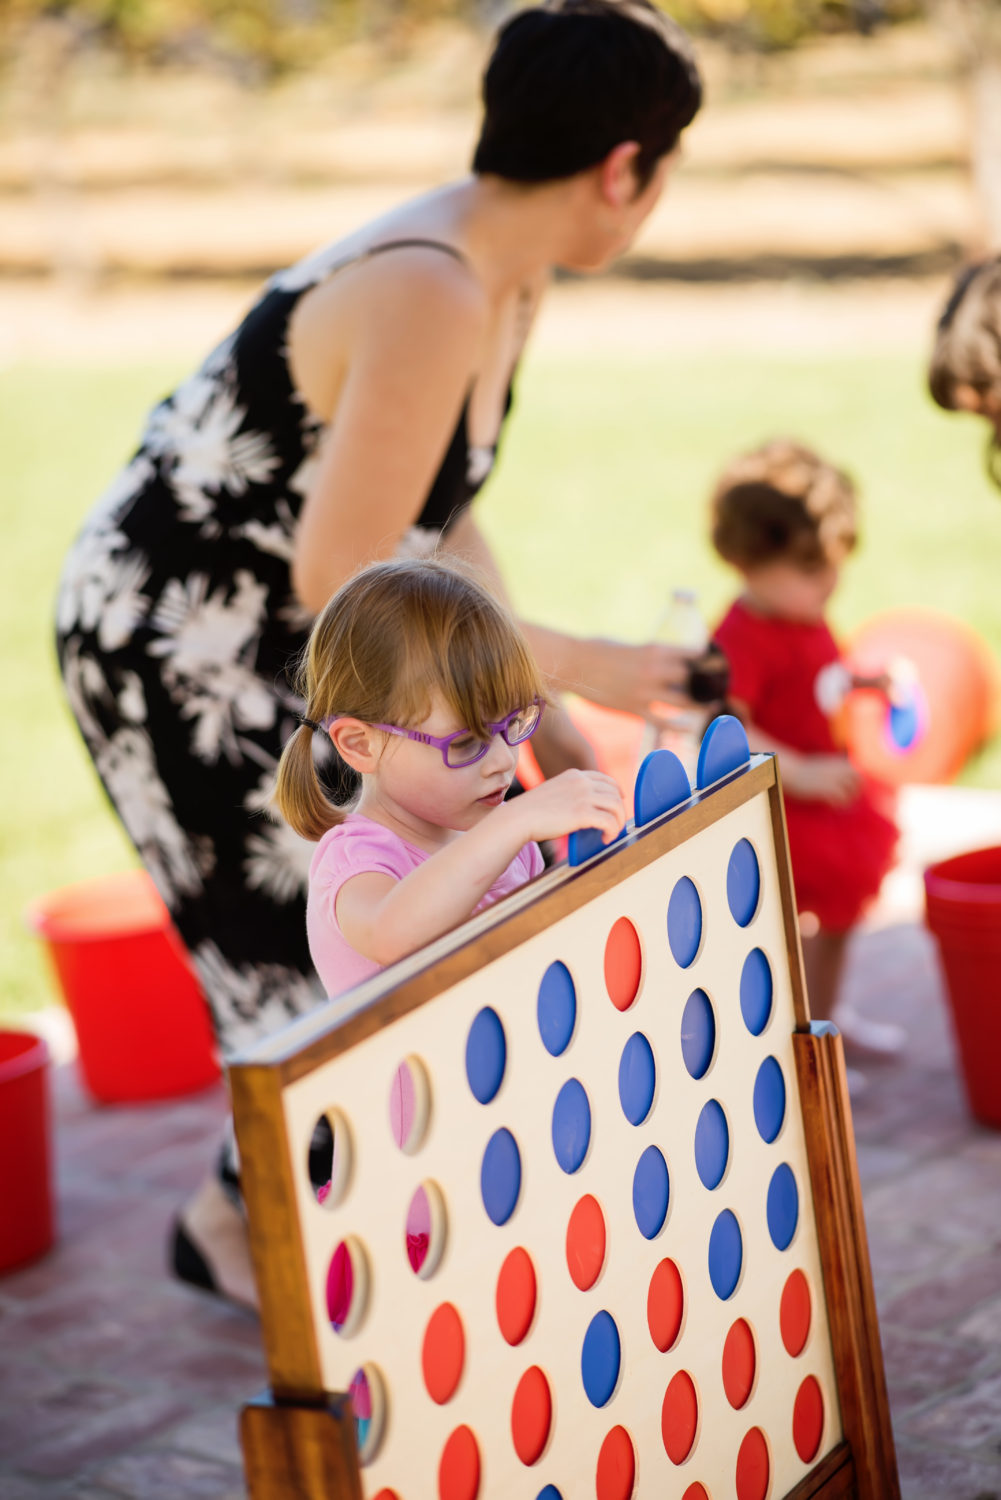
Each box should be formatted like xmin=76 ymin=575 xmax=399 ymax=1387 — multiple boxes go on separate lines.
xmin=0 ymin=1031 xmax=55 ymax=1273
xmin=924 ymin=846 xmax=1001 ymax=1128
xmin=25 ymin=870 xmax=219 ymax=1104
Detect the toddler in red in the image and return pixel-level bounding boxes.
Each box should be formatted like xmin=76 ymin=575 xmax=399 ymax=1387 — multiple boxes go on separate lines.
xmin=710 ymin=440 xmax=901 ymax=1051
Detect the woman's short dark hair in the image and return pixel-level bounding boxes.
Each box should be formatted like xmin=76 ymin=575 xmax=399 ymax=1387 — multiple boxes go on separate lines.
xmin=473 ymin=0 xmax=702 ymax=187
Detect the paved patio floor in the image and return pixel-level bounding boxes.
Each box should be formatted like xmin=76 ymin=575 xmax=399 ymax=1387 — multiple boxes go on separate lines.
xmin=2 ymin=789 xmax=1001 ymax=1499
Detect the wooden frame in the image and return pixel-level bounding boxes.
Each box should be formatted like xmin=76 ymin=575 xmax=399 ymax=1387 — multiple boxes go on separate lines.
xmin=231 ymin=753 xmax=899 ymax=1500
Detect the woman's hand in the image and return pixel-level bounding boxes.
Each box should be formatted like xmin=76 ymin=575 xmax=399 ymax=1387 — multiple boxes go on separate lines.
xmin=582 ymin=637 xmax=695 ymax=720
xmin=520 ymin=627 xmax=694 ymax=722
xmin=508 ymin=768 xmax=627 ymax=848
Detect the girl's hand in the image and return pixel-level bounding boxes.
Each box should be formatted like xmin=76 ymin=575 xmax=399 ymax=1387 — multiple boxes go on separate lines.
xmin=786 ymin=754 xmax=861 ymax=807
xmin=512 ymin=769 xmax=627 ymax=847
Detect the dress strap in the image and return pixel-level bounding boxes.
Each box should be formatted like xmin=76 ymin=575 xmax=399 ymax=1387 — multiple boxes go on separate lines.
xmin=362 ymin=238 xmax=469 ymax=266
xmin=322 ymin=237 xmax=470 ymax=284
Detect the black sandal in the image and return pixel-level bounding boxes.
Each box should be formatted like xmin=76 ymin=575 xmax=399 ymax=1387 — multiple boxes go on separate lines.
xmin=169 ymin=1218 xmax=218 ymax=1295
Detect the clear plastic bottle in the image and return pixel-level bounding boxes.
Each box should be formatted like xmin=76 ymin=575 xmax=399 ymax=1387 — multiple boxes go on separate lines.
xmin=638 ymin=587 xmax=709 ymax=784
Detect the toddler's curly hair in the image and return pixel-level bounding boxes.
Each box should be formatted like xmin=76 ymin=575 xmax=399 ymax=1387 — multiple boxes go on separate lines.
xmin=710 ymin=439 xmax=858 ymax=572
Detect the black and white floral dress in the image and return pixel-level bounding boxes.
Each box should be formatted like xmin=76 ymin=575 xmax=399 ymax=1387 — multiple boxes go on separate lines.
xmin=55 ymin=239 xmax=510 ymax=1057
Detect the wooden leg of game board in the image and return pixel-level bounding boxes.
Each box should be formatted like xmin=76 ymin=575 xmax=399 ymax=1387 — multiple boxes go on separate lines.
xmin=794 ymin=1023 xmax=901 ymax=1500
xmin=785 ymin=1440 xmax=855 ymax=1499
xmin=240 ymin=1391 xmax=362 ymax=1500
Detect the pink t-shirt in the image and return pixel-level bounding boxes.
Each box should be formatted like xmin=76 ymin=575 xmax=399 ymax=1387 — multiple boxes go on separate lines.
xmin=307 ymin=813 xmax=545 ymax=999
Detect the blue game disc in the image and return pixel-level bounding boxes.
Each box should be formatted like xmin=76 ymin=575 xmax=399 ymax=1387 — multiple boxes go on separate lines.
xmin=568 ymin=823 xmax=627 ymax=867
xmin=480 ymin=1128 xmax=521 ymax=1225
xmin=537 ymin=961 xmax=577 ymax=1058
xmin=581 ymin=1310 xmax=621 ymax=1408
xmin=465 ymin=1006 xmax=506 ymax=1105
xmin=618 ymin=1032 xmax=656 ymax=1126
xmin=633 ymin=747 xmax=691 ymax=826
xmin=680 ymin=989 xmax=716 ymax=1080
xmin=753 ymin=1056 xmax=787 ymax=1145
xmin=668 ymin=877 xmax=703 ymax=968
xmin=632 ymin=1145 xmax=670 ymax=1239
xmin=552 ymin=1079 xmax=591 ymax=1174
xmin=727 ymin=839 xmax=760 ymax=928
xmin=767 ymin=1163 xmax=799 ymax=1251
xmin=696 ymin=713 xmax=751 ymax=790
xmin=694 ymin=1099 xmax=730 ymax=1190
xmin=708 ymin=1209 xmax=743 ymax=1300
xmin=740 ymin=948 xmax=773 ymax=1036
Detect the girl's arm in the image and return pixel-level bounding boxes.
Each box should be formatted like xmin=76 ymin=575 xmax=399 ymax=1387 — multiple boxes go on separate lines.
xmin=727 ymin=696 xmax=861 ymax=807
xmin=289 ymin=250 xmax=489 ymax=615
xmin=335 ymin=770 xmax=626 ymax=967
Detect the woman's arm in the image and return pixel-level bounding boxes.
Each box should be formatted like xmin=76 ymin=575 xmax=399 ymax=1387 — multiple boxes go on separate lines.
xmin=335 ymin=769 xmax=626 ymax=967
xmin=446 ymin=513 xmax=690 ymax=717
xmin=289 ymin=251 xmax=489 ymax=615
xmin=519 ymin=627 xmax=692 ymax=720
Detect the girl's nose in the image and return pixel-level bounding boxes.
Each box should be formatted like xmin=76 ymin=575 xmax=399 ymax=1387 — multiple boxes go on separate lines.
xmin=482 ymin=732 xmax=517 ymax=774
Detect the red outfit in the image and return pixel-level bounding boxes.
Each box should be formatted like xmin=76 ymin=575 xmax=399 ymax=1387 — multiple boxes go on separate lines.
xmin=714 ymin=598 xmax=897 ymax=932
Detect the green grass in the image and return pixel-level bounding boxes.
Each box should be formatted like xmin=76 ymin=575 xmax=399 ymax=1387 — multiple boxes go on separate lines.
xmin=2 ymin=342 xmax=999 ymax=1022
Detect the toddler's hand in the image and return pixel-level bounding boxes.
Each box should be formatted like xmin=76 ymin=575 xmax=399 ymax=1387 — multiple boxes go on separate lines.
xmin=792 ymin=754 xmax=861 ymax=807
xmin=516 ymin=769 xmax=627 ymax=847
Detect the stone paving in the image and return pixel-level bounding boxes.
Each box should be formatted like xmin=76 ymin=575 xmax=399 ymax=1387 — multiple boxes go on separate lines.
xmin=2 ymin=794 xmax=1001 ymax=1498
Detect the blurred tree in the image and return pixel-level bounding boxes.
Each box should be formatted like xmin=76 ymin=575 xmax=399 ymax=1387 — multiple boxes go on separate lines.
xmin=669 ymin=0 xmax=915 ymax=48
xmin=0 ymin=0 xmax=463 ymax=74
xmin=0 ymin=0 xmax=915 ymax=65
xmin=2 ymin=0 xmax=998 ymax=248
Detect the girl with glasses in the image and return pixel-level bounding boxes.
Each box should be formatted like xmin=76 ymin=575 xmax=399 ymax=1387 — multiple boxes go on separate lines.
xmin=274 ymin=558 xmax=626 ymax=999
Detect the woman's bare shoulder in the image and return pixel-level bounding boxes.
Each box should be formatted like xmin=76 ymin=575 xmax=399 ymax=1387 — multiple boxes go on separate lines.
xmin=288 ymin=241 xmax=487 ymax=418
xmin=299 ymin=240 xmax=486 ymax=342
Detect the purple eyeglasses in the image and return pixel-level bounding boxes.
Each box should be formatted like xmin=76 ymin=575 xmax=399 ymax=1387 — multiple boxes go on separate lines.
xmin=373 ymin=699 xmax=545 ymax=768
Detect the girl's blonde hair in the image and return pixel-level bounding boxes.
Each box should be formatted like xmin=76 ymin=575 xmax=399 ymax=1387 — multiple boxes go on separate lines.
xmin=929 ymin=257 xmax=1001 ymax=488
xmin=710 ymin=438 xmax=858 ymax=573
xmin=273 ymin=558 xmax=546 ymax=842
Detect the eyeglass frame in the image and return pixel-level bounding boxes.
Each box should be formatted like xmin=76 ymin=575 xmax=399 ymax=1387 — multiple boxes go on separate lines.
xmin=368 ymin=698 xmax=545 ymax=768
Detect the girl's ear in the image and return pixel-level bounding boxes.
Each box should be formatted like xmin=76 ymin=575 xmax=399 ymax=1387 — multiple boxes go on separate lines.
xmin=329 ymin=718 xmax=382 ymax=774
xmin=598 ymin=140 xmax=642 ymax=208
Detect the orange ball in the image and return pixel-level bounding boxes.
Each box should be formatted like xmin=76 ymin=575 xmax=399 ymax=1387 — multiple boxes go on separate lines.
xmin=844 ymin=609 xmax=1000 ymax=785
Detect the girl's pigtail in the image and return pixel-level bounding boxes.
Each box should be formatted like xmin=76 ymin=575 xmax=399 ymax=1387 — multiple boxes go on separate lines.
xmin=273 ymin=724 xmax=344 ymax=842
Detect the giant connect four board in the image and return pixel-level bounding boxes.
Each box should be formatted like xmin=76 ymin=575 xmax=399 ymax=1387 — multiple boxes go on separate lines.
xmin=232 ymin=718 xmax=899 ymax=1500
